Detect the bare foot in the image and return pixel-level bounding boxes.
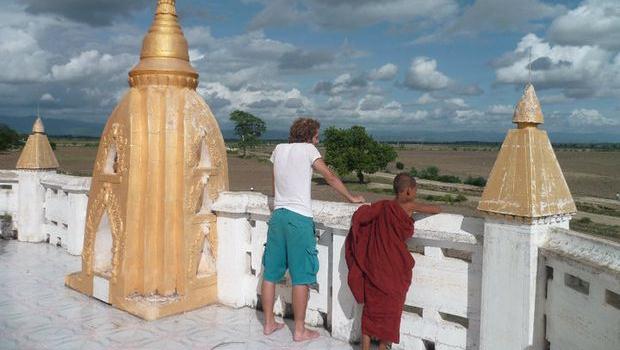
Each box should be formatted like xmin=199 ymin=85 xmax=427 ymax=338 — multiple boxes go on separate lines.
xmin=263 ymin=321 xmax=285 ymax=335
xmin=293 ymin=328 xmax=320 ymax=342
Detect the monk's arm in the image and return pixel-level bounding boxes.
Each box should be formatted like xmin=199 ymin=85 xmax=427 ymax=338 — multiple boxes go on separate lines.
xmin=412 ymin=202 xmax=442 ymax=214
xmin=312 ymin=158 xmax=365 ymax=203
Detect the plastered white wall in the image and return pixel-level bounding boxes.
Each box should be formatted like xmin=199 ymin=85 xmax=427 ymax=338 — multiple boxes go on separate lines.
xmin=0 ymin=170 xmax=90 ymax=254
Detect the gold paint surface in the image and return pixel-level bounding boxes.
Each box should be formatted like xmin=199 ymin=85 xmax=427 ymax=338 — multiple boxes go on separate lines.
xmin=478 ymin=84 xmax=575 ymax=218
xmin=66 ymin=0 xmax=229 ymax=320
xmin=513 ymin=83 xmax=544 ymax=124
xmin=129 ymin=0 xmax=197 ymax=88
xmin=16 ymin=117 xmax=59 ymax=170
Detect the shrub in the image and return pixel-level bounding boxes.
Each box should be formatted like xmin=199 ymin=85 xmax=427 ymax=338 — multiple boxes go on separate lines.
xmin=423 ymin=193 xmax=467 ymax=204
xmin=455 ymin=194 xmax=468 ymax=202
xmin=418 ymin=166 xmax=439 ymax=181
xmin=409 ymin=166 xmax=418 ymax=177
xmin=396 ymin=161 xmax=404 ymax=170
xmin=465 ymin=176 xmax=487 ymax=187
xmin=0 ymin=124 xmax=21 ymax=151
xmin=437 ymin=175 xmax=462 ymax=184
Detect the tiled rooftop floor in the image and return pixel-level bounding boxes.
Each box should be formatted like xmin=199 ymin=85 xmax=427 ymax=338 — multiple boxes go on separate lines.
xmin=0 ymin=241 xmax=357 ymax=350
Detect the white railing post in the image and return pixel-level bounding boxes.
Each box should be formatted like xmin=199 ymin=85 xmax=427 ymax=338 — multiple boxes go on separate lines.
xmin=16 ymin=170 xmax=53 ymax=242
xmin=214 ymin=192 xmax=270 ymax=308
xmin=330 ymin=228 xmax=362 ymax=343
xmin=66 ymin=191 xmax=89 ymax=255
xmin=479 ymin=217 xmax=569 ymax=350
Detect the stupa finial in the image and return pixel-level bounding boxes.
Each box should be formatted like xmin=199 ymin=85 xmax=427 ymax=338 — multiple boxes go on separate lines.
xmin=478 ymin=82 xmax=574 ymax=220
xmin=16 ymin=117 xmax=59 ymax=170
xmin=129 ymin=0 xmax=198 ymax=88
xmin=512 ymin=83 xmax=544 ymax=126
xmin=32 ymin=117 xmax=45 ymax=134
xmin=156 ymin=0 xmax=177 ymax=15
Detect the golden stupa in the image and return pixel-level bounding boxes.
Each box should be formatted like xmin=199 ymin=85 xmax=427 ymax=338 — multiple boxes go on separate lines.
xmin=477 ymin=83 xmax=576 ymax=220
xmin=66 ymin=0 xmax=229 ymax=320
xmin=16 ymin=117 xmax=59 ymax=170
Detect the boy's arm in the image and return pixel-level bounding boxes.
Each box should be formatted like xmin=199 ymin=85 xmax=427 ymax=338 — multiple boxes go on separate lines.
xmin=412 ymin=201 xmax=442 ymax=214
xmin=312 ymin=158 xmax=365 ymax=203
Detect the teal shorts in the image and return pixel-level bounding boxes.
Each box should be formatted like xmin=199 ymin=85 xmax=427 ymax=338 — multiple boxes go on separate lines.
xmin=262 ymin=208 xmax=319 ymax=286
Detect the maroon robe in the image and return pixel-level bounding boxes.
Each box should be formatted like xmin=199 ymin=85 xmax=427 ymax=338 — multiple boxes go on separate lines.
xmin=345 ymin=200 xmax=414 ymax=344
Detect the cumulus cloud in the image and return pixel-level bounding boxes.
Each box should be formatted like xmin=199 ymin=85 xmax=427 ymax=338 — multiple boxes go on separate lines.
xmin=453 ymin=109 xmax=485 ymax=124
xmin=51 ymin=50 xmax=135 ymax=81
xmin=22 ymin=0 xmax=151 ymax=27
xmin=414 ymin=0 xmax=566 ymax=44
xmin=1 ymin=0 xmax=616 ymax=139
xmin=416 ymin=93 xmax=436 ymax=105
xmin=487 ymin=104 xmax=513 ymax=115
xmin=455 ymin=84 xmax=484 ymax=96
xmin=40 ymin=93 xmax=55 ymax=102
xmin=404 ymin=57 xmax=451 ymax=91
xmin=445 ymin=98 xmax=468 ymax=108
xmin=247 ymin=0 xmax=458 ymax=30
xmin=548 ymin=0 xmax=620 ymax=50
xmin=369 ymin=63 xmax=398 ymax=81
xmin=247 ymin=0 xmax=302 ymax=30
xmin=313 ymin=73 xmax=369 ymax=96
xmin=539 ymin=94 xmax=574 ymax=105
xmin=198 ymin=82 xmax=313 ymax=127
xmin=450 ymin=0 xmax=565 ymax=35
xmin=358 ymin=95 xmax=385 ymax=111
xmin=0 ymin=27 xmax=51 ymax=83
xmin=494 ymin=33 xmax=620 ymax=98
xmin=278 ymin=49 xmax=334 ymax=70
xmin=568 ymin=108 xmax=619 ymax=127
xmin=349 ymin=100 xmax=429 ymax=125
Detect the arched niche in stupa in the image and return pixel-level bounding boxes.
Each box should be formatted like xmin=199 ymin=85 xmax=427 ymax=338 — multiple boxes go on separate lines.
xmin=93 ymin=212 xmax=113 ymax=277
xmin=198 ymin=139 xmax=213 ymax=170
xmin=103 ymin=144 xmax=119 ymax=175
xmin=196 ymin=223 xmax=216 ymax=277
xmin=197 ymin=176 xmax=214 ymax=214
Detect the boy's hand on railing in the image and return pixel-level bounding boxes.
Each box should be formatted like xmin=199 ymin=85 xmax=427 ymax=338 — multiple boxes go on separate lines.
xmin=349 ymin=195 xmax=366 ymax=203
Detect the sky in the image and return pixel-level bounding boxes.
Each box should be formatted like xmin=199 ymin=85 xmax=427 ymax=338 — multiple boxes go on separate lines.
xmin=1 ymin=0 xmax=619 ymax=141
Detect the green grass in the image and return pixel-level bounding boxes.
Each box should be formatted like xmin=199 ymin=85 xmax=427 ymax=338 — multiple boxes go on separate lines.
xmin=570 ymin=217 xmax=620 ymax=242
xmin=423 ymin=193 xmax=468 ymax=204
xmin=576 ymin=203 xmax=620 ymax=218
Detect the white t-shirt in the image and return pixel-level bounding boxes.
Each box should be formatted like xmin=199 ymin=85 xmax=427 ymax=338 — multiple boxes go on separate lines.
xmin=270 ymin=143 xmax=322 ymax=218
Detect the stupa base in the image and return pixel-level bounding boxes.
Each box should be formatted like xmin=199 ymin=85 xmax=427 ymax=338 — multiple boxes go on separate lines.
xmin=66 ymin=272 xmax=217 ymax=320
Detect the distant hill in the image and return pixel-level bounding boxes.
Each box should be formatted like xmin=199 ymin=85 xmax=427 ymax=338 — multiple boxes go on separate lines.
xmin=0 ymin=115 xmax=617 ymax=143
xmin=0 ymin=116 xmax=104 ymax=137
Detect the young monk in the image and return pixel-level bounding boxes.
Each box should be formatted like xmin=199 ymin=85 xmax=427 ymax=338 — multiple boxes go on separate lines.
xmin=345 ymin=173 xmax=441 ymax=350
xmin=261 ymin=117 xmax=365 ymax=342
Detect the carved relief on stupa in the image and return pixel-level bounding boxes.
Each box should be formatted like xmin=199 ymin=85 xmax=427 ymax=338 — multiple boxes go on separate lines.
xmin=66 ymin=0 xmax=229 ymax=320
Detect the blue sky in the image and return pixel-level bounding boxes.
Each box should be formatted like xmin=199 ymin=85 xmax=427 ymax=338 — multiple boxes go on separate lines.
xmin=1 ymin=0 xmax=619 ymax=141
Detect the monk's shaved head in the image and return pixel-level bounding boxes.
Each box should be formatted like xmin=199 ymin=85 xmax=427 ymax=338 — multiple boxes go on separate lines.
xmin=393 ymin=172 xmax=416 ymax=194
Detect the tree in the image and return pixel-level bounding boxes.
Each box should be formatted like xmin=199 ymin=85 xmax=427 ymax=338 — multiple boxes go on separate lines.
xmin=229 ymin=110 xmax=266 ymax=157
xmin=0 ymin=124 xmax=22 ymax=151
xmin=323 ymin=125 xmax=397 ymax=183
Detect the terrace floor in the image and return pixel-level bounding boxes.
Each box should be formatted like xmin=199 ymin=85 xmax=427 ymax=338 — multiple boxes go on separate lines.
xmin=0 ymin=241 xmax=357 ymax=350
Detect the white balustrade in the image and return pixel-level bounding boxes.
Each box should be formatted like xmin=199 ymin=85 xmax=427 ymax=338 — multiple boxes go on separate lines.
xmin=1 ymin=171 xmax=618 ymax=350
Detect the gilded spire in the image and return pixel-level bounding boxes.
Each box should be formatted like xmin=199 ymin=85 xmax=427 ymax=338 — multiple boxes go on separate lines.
xmin=32 ymin=117 xmax=45 ymax=134
xmin=478 ymin=83 xmax=575 ymax=220
xmin=129 ymin=0 xmax=198 ymax=88
xmin=513 ymin=83 xmax=544 ymax=125
xmin=16 ymin=117 xmax=59 ymax=170
xmin=156 ymin=0 xmax=177 ymax=15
